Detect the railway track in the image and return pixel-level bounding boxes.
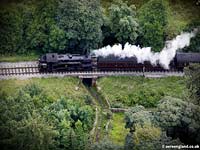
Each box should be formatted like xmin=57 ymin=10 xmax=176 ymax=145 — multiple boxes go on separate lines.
xmin=0 ymin=66 xmax=39 ymax=75
xmin=0 ymin=63 xmax=184 ymax=79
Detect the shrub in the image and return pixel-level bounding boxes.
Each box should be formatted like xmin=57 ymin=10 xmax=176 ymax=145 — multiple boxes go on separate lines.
xmin=185 ymin=64 xmax=200 ymax=104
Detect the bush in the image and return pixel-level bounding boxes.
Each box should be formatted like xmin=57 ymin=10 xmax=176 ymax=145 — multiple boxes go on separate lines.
xmin=124 ymin=106 xmax=154 ymax=131
xmin=138 ymin=0 xmax=168 ymax=52
xmin=124 ymin=105 xmax=183 ymax=150
xmin=185 ymin=64 xmax=200 ymax=104
xmin=23 ymin=83 xmax=43 ymax=97
xmin=133 ymin=123 xmax=162 ymax=150
xmin=155 ymin=96 xmax=200 ymax=144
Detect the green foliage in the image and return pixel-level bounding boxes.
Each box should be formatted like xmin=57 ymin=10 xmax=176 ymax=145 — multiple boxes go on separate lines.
xmin=185 ymin=64 xmax=200 ymax=104
xmin=0 ymin=0 xmax=102 ymax=55
xmin=166 ymin=0 xmax=200 ymax=38
xmin=102 ymin=0 xmax=139 ymax=46
xmin=9 ymin=113 xmax=57 ymax=150
xmin=0 ymin=87 xmax=57 ymax=150
xmin=109 ymin=113 xmax=129 ymax=145
xmin=182 ymin=21 xmax=200 ymax=52
xmin=155 ymin=96 xmax=185 ymax=127
xmin=97 ymin=76 xmax=185 ymax=108
xmin=138 ymin=0 xmax=168 ymax=51
xmin=23 ymin=83 xmax=43 ymax=97
xmin=90 ymin=137 xmax=122 ymax=150
xmin=124 ymin=133 xmax=134 ymax=150
xmin=0 ymin=0 xmax=60 ymax=54
xmin=27 ymin=0 xmax=60 ymax=53
xmin=183 ymin=32 xmax=200 ymax=52
xmin=48 ymin=25 xmax=66 ymax=52
xmin=0 ymin=53 xmax=38 ymax=62
xmin=124 ymin=104 xmax=183 ymax=150
xmin=45 ymin=97 xmax=94 ymax=149
xmin=1 ymin=0 xmax=199 ymax=56
xmin=124 ymin=106 xmax=154 ymax=131
xmin=154 ymin=96 xmax=200 ymax=144
xmin=132 ymin=123 xmax=163 ymax=150
xmin=0 ymin=80 xmax=95 ymax=150
xmin=134 ymin=123 xmax=161 ymax=143
xmin=0 ymin=4 xmax=24 ymax=54
xmin=57 ymin=0 xmax=103 ymax=54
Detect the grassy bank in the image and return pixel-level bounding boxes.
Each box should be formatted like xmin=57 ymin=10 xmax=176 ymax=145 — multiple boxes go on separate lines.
xmin=97 ymin=76 xmax=186 ymax=108
xmin=0 ymin=77 xmax=92 ymax=103
xmin=109 ymin=113 xmax=129 ymax=145
xmin=0 ymin=53 xmax=39 ymax=62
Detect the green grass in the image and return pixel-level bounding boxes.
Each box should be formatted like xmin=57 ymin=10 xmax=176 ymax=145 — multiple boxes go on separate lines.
xmin=97 ymin=76 xmax=186 ymax=108
xmin=0 ymin=53 xmax=39 ymax=62
xmin=166 ymin=0 xmax=200 ymax=38
xmin=109 ymin=113 xmax=129 ymax=145
xmin=0 ymin=77 xmax=92 ymax=103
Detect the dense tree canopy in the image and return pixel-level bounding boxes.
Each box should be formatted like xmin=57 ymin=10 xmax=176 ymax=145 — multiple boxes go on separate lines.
xmin=0 ymin=0 xmax=103 ymax=55
xmin=57 ymin=0 xmax=103 ymax=54
xmin=0 ymin=0 xmax=199 ymax=55
xmin=102 ymin=0 xmax=139 ymax=47
xmin=124 ymin=65 xmax=200 ymax=147
xmin=0 ymin=83 xmax=95 ymax=150
xmin=138 ymin=0 xmax=168 ymax=52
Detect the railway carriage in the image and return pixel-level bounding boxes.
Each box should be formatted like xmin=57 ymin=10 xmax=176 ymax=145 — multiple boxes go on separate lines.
xmin=174 ymin=52 xmax=200 ymax=71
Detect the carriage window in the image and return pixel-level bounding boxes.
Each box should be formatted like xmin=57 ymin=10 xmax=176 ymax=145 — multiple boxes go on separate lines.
xmin=52 ymin=55 xmax=55 ymax=58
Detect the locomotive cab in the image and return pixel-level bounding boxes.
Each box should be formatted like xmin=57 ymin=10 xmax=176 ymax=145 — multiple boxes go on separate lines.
xmin=39 ymin=53 xmax=58 ymax=72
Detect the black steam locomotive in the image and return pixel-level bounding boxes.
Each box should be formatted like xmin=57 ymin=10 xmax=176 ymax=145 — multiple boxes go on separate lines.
xmin=38 ymin=52 xmax=200 ymax=72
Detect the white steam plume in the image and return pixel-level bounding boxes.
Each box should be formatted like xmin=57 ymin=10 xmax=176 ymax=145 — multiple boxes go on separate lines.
xmin=92 ymin=29 xmax=198 ymax=69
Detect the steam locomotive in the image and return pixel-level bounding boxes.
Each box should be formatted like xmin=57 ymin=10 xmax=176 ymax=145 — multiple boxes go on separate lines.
xmin=38 ymin=52 xmax=200 ymax=72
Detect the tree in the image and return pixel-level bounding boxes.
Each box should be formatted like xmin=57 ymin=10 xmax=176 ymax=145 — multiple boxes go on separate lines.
xmin=185 ymin=64 xmax=200 ymax=104
xmin=0 ymin=88 xmax=57 ymax=150
xmin=102 ymin=0 xmax=139 ymax=47
xmin=0 ymin=83 xmax=95 ymax=150
xmin=27 ymin=0 xmax=60 ymax=53
xmin=57 ymin=0 xmax=103 ymax=54
xmin=182 ymin=21 xmax=200 ymax=53
xmin=138 ymin=0 xmax=168 ymax=52
xmin=0 ymin=4 xmax=23 ymax=54
xmin=154 ymin=96 xmax=200 ymax=144
xmin=11 ymin=113 xmax=57 ymax=150
xmin=74 ymin=120 xmax=88 ymax=150
xmin=124 ymin=104 xmax=183 ymax=150
xmin=45 ymin=97 xmax=94 ymax=149
xmin=124 ymin=106 xmax=153 ymax=132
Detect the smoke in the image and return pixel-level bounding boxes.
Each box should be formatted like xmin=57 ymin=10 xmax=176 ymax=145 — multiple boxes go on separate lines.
xmin=92 ymin=29 xmax=198 ymax=69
